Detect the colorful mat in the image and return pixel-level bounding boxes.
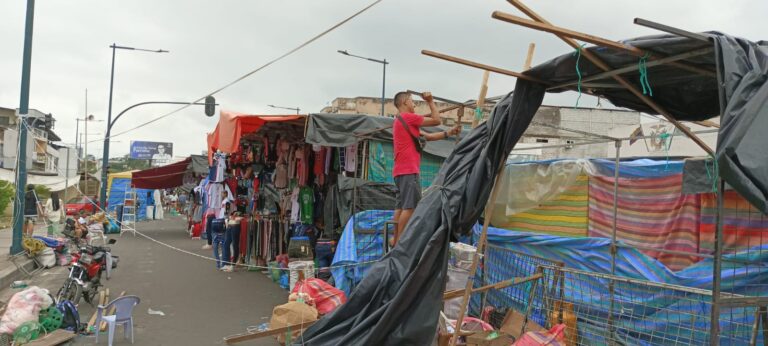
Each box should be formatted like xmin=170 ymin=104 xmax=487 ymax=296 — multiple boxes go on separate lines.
xmin=588 ymin=174 xmax=701 ymax=271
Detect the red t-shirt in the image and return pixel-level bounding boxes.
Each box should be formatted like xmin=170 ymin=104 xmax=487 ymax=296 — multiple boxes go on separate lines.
xmin=393 ymin=112 xmax=424 ymax=177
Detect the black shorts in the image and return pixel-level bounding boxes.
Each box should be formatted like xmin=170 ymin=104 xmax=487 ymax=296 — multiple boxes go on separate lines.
xmin=395 ymin=174 xmax=421 ymax=210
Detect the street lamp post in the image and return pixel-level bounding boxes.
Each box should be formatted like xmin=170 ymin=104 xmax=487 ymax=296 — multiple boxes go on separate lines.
xmin=100 ymin=44 xmax=168 ymax=207
xmin=337 ymin=50 xmax=388 ymax=116
xmin=268 ymin=104 xmax=300 ymax=114
xmin=76 ymin=115 xmax=102 ymax=196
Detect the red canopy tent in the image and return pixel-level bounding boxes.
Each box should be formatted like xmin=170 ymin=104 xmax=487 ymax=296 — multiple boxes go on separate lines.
xmin=207 ymin=110 xmax=304 ymax=163
xmin=131 ymin=157 xmax=192 ymax=189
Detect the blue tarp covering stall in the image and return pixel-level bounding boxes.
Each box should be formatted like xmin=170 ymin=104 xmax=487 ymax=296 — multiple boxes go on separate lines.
xmin=472 ymin=225 xmax=768 ymax=345
xmin=331 ymin=210 xmax=394 ymax=296
xmin=106 ymin=176 xmax=153 ymax=221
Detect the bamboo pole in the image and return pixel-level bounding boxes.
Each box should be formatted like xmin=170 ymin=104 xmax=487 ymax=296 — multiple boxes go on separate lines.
xmin=422 ymin=50 xmax=548 ymax=85
xmin=523 ymin=43 xmax=536 ymax=70
xmin=504 ymin=0 xmax=715 ymax=156
xmin=493 ymin=10 xmax=715 ymax=77
xmin=472 ymin=71 xmax=491 ymax=128
xmin=449 ymin=166 xmax=507 ymax=346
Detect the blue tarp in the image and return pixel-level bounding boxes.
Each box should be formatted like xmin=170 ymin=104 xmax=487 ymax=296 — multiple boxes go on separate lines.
xmin=107 ymin=177 xmax=153 ymax=221
xmin=331 ymin=210 xmax=393 ymax=296
xmin=472 ymin=225 xmax=768 ymax=345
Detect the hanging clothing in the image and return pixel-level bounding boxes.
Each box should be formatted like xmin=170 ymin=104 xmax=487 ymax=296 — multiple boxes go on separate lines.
xmin=300 ymin=186 xmax=314 ymax=225
xmin=345 ymin=144 xmax=357 ymax=172
xmin=313 ymin=147 xmax=326 ymax=186
xmin=290 ymin=187 xmax=301 ymax=223
xmin=153 ymin=190 xmax=165 ymax=220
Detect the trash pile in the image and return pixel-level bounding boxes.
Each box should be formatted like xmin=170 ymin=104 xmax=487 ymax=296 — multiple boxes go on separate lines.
xmin=0 ymin=287 xmax=64 ymax=345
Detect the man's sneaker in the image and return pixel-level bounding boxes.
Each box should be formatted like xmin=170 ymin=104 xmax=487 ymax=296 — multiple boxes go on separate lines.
xmin=222 ymin=265 xmax=234 ymax=272
xmin=202 ymin=244 xmax=212 ymax=250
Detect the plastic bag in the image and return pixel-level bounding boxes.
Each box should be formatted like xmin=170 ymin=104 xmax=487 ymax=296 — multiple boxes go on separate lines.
xmin=36 ymin=247 xmax=56 ymax=268
xmin=291 ymin=278 xmax=347 ymax=315
xmin=0 ymin=286 xmax=53 ymax=334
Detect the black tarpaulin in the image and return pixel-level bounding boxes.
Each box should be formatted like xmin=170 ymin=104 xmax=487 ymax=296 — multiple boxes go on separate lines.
xmin=299 ymin=32 xmax=768 ymax=345
xmin=298 ymin=81 xmax=545 ymax=345
xmin=306 ymin=113 xmax=467 ymax=158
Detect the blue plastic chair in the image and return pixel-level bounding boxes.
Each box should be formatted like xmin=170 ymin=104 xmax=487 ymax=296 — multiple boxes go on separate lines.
xmin=95 ymin=295 xmax=141 ymax=345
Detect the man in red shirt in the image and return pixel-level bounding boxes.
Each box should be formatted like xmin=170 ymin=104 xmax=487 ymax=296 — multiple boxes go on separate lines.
xmin=392 ymin=91 xmax=461 ymax=245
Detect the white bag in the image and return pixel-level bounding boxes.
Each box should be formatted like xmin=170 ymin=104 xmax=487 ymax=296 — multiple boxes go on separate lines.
xmin=36 ymin=247 xmax=56 ymax=268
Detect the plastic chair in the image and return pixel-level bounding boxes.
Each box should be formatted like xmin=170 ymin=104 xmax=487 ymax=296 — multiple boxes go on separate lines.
xmin=88 ymin=227 xmax=107 ymax=246
xmin=95 ymin=295 xmax=141 ymax=345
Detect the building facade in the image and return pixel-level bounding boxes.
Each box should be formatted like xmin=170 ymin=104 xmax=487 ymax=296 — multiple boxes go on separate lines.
xmin=321 ymin=96 xmax=641 ymax=160
xmin=0 ymin=106 xmax=75 ymax=176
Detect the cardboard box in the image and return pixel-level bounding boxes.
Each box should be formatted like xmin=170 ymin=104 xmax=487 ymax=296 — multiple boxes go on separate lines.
xmin=466 ymin=331 xmax=510 ymax=346
xmin=499 ymin=309 xmax=545 ymax=339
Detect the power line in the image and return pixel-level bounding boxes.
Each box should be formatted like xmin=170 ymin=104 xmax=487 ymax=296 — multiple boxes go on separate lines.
xmin=85 ymin=0 xmax=384 ymax=145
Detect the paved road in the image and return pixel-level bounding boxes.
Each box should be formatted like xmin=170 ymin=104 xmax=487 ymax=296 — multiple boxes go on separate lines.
xmin=2 ymin=217 xmax=287 ymax=346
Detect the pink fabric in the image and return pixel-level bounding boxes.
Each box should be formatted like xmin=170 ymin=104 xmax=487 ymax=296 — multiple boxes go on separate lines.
xmin=393 ymin=112 xmax=424 ymax=177
xmin=292 ymin=278 xmax=347 ymax=315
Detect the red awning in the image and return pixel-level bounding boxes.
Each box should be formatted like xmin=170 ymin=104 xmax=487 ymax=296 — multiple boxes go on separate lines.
xmin=131 ymin=157 xmax=191 ymax=189
xmin=207 ymin=110 xmax=304 ymax=163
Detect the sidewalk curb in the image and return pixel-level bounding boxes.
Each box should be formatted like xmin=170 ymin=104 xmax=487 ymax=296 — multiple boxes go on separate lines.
xmin=0 ymin=256 xmax=36 ymax=290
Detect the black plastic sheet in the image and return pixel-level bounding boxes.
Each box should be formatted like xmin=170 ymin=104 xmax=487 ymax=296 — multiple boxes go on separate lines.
xmin=298 ymin=81 xmax=545 ymax=345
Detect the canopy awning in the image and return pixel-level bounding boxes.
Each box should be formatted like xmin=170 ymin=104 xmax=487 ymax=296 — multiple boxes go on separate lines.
xmin=131 ymin=158 xmax=191 ymax=189
xmin=207 ymin=110 xmax=305 ymax=163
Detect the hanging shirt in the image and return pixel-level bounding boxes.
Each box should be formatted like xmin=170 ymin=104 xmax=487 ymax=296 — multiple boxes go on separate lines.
xmin=290 ymin=187 xmax=301 ymax=223
xmin=393 ymin=112 xmax=424 ymax=177
xmin=313 ymin=147 xmax=326 ymax=186
xmin=345 ymin=144 xmax=357 ymax=172
xmin=299 ymin=186 xmax=314 ymax=225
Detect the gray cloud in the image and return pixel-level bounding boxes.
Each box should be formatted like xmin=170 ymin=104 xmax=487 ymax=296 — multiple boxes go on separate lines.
xmin=0 ymin=0 xmax=765 ymax=158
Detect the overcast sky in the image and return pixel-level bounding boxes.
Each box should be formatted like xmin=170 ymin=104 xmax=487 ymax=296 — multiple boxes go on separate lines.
xmin=0 ymin=0 xmax=765 ymax=159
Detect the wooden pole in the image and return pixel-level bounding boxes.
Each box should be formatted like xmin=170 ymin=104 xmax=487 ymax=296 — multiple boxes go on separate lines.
xmin=523 ymin=43 xmax=536 ymax=70
xmin=504 ymin=0 xmax=715 ymax=156
xmin=422 ymin=50 xmax=548 ymax=85
xmin=449 ymin=166 xmax=506 ymax=346
xmin=224 ymin=321 xmax=316 ymax=344
xmin=443 ymin=273 xmax=542 ymax=300
xmin=492 ymin=10 xmax=715 ymax=77
xmin=472 ymin=71 xmax=491 ymax=128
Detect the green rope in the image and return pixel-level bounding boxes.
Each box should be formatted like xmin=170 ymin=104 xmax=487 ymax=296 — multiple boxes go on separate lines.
xmin=705 ymin=154 xmax=720 ymax=193
xmin=573 ymin=44 xmax=586 ymax=108
xmin=639 ymin=53 xmax=653 ymax=96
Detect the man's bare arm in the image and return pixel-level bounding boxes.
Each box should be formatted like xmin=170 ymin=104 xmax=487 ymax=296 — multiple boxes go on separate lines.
xmin=420 ymin=92 xmax=442 ymax=127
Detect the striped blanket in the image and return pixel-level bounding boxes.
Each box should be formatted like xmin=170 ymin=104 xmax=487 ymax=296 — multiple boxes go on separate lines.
xmin=495 ymin=174 xmax=589 ymax=237
xmin=588 ymin=174 xmax=701 ymax=271
xmin=700 ymin=190 xmax=768 ymax=254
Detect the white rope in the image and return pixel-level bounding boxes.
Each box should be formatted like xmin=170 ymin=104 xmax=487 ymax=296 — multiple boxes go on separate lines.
xmin=75 ymin=187 xmax=381 ymax=272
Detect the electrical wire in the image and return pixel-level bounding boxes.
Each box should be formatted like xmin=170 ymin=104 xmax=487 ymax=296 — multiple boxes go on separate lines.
xmin=85 ymin=0 xmax=385 ymax=146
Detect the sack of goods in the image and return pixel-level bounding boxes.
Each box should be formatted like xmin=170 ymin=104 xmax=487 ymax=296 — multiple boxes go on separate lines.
xmin=287 ymin=261 xmax=315 ymax=292
xmin=269 ymin=301 xmax=318 ymax=345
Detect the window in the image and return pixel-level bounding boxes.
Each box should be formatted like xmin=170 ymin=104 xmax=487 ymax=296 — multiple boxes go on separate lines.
xmin=536 ymin=138 xmax=549 ymax=143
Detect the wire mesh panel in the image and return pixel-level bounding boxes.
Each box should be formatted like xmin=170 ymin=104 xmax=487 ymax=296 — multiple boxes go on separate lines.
xmin=528 ymin=265 xmax=762 ymax=346
xmin=466 ymin=245 xmax=564 ymax=328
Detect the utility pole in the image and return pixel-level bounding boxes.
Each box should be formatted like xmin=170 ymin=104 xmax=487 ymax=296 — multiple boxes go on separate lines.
xmin=11 ymin=0 xmax=36 ymax=255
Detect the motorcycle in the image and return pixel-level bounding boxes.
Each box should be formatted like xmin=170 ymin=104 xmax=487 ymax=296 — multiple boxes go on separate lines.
xmin=56 ymin=238 xmax=118 ymax=305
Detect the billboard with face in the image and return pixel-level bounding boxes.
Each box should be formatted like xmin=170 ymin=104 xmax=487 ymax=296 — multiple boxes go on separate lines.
xmin=130 ymin=141 xmax=173 ymax=166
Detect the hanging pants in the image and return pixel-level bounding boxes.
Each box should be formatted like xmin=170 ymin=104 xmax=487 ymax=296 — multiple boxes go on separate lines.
xmin=223 ymin=223 xmax=241 ymax=265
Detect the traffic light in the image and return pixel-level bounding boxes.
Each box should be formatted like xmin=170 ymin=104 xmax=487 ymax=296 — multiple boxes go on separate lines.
xmin=205 ymin=96 xmax=215 ymax=117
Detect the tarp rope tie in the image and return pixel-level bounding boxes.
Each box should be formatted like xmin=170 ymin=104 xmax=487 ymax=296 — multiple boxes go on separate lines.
xmin=639 ymin=53 xmax=653 ymax=96
xmin=573 ymin=44 xmax=586 ymax=109
xmin=705 ymin=154 xmax=720 ymax=193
